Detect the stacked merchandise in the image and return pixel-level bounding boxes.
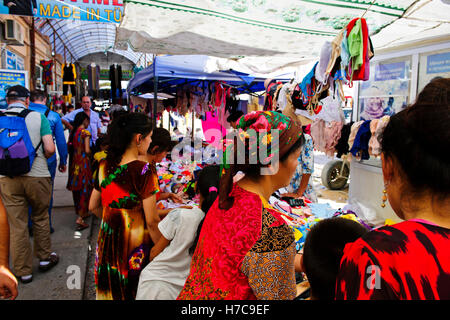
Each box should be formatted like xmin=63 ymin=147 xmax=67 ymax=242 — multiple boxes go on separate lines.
xmin=154 ymin=159 xmax=202 ymax=211
xmin=270 ymin=195 xmax=322 ymax=252
xmin=156 ymin=159 xmax=203 ymax=197
xmin=269 ymin=194 xmax=375 ymax=253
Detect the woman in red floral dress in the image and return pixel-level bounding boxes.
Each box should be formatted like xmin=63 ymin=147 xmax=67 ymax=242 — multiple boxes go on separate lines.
xmin=67 ymin=112 xmax=93 ymax=230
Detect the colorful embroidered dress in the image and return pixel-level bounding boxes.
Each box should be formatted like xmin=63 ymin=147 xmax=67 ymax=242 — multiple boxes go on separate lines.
xmin=177 ymin=183 xmax=297 ymax=300
xmin=67 ymin=128 xmax=93 ymax=217
xmin=94 ymin=160 xmax=159 ymax=300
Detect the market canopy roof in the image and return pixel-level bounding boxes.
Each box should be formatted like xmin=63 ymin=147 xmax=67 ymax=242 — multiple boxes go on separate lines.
xmin=116 ymin=0 xmax=450 ymax=69
xmin=35 ymin=18 xmax=152 ymax=65
xmin=127 ymin=55 xmax=294 ymax=95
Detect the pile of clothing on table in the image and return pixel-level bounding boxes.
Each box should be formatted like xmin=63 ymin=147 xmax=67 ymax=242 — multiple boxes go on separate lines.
xmin=270 ymin=192 xmax=372 ymax=252
xmin=156 ymin=159 xmax=203 ymax=198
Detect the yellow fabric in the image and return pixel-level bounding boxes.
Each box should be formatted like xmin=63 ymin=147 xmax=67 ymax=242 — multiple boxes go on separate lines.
xmin=62 ymin=63 xmax=77 ymax=85
xmin=94 ymin=151 xmax=107 ymax=162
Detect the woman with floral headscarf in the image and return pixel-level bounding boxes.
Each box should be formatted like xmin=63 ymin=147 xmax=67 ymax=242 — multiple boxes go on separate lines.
xmin=177 ymin=111 xmax=304 ymax=300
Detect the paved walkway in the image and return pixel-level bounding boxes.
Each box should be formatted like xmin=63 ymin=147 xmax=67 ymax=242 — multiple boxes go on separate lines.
xmin=13 ymin=169 xmax=99 ymax=300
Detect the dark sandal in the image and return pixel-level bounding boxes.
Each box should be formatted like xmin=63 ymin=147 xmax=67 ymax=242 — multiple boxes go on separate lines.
xmin=76 ymin=222 xmax=89 ymax=231
xmin=39 ymin=252 xmax=59 ymax=272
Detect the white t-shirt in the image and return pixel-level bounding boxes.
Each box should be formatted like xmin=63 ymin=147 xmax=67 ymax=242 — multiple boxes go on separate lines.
xmin=137 ymin=206 xmax=204 ymax=299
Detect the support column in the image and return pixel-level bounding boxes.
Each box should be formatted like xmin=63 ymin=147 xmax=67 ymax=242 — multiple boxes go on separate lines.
xmin=153 ymin=76 xmax=158 ymax=125
xmin=29 ymin=17 xmax=36 ymax=91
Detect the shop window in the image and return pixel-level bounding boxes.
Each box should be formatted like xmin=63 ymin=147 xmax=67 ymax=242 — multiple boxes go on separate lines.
xmin=358 ymin=56 xmax=412 ymax=121
xmin=355 ymin=56 xmax=412 ymax=167
xmin=35 ymin=65 xmax=44 ymax=90
xmin=418 ymin=49 xmax=450 ymax=93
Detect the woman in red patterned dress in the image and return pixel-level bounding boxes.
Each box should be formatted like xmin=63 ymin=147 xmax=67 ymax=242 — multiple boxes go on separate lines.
xmin=178 ymin=111 xmax=305 ymax=300
xmin=335 ymin=78 xmax=450 ymax=300
xmin=67 ymin=112 xmax=92 ymax=231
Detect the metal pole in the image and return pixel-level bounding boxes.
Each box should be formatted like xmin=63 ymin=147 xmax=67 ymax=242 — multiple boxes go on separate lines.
xmin=191 ymin=109 xmax=194 ymax=140
xmin=153 ymin=77 xmax=158 ymax=125
xmin=53 ymin=32 xmax=56 ymax=92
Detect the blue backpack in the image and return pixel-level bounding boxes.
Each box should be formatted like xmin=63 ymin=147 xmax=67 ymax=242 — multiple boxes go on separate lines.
xmin=0 ymin=108 xmax=43 ymax=177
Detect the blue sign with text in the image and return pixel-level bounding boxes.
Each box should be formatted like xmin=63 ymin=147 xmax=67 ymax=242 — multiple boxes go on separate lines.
xmin=0 ymin=70 xmax=28 ymax=109
xmin=0 ymin=0 xmax=123 ymax=23
xmin=427 ymin=52 xmax=450 ymax=74
xmin=375 ymin=61 xmax=406 ymax=81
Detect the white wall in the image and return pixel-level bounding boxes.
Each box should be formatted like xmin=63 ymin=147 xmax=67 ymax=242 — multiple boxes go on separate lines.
xmin=348 ymin=161 xmax=402 ymax=227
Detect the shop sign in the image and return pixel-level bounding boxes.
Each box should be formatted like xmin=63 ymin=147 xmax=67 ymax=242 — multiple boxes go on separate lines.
xmin=374 ymin=61 xmax=406 ymax=81
xmin=5 ymin=50 xmax=17 ymax=70
xmin=0 ymin=69 xmax=28 ymax=109
xmin=16 ymin=55 xmax=25 ymax=70
xmin=3 ymin=50 xmax=24 ymax=71
xmin=426 ymin=52 xmax=450 ymax=74
xmin=0 ymin=0 xmax=123 ymax=24
xmin=80 ymin=68 xmax=133 ymax=81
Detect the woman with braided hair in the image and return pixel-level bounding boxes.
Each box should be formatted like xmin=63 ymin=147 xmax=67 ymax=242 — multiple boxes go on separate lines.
xmin=178 ymin=111 xmax=305 ymax=300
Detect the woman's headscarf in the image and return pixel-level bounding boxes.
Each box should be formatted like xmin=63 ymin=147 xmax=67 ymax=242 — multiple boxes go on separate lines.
xmin=219 ymin=111 xmax=303 ymax=210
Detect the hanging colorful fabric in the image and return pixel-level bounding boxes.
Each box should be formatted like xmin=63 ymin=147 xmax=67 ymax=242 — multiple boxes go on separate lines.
xmin=40 ymin=60 xmax=53 ymax=86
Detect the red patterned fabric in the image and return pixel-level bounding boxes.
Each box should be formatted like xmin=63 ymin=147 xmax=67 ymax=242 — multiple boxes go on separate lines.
xmin=40 ymin=60 xmax=53 ymax=86
xmin=336 ymin=220 xmax=450 ymax=300
xmin=178 ymin=183 xmax=264 ymax=300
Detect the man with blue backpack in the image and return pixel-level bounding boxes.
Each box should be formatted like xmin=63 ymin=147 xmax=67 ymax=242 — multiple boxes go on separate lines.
xmin=0 ymin=85 xmax=59 ymax=284
xmin=28 ymin=90 xmax=68 ymax=234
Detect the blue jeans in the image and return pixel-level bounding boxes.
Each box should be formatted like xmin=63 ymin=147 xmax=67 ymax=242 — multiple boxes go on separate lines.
xmin=28 ymin=161 xmax=56 ymax=231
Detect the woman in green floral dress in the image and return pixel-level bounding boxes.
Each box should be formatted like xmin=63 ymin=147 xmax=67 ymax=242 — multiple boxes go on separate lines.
xmin=89 ymin=113 xmax=161 ymax=300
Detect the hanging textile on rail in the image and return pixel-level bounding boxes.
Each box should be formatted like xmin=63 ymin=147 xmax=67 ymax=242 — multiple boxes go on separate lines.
xmin=87 ymin=63 xmax=100 ymax=99
xmin=201 ymin=110 xmax=226 ymax=148
xmin=62 ymin=63 xmax=77 ymax=96
xmin=264 ymin=78 xmax=282 ymax=111
xmin=40 ymin=60 xmax=53 ymax=86
xmin=109 ymin=64 xmax=122 ymax=103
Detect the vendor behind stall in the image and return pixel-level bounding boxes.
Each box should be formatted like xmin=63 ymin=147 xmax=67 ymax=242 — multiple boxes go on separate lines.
xmin=226 ymin=110 xmax=244 ymax=129
xmin=281 ymin=133 xmax=317 ymax=202
xmin=140 ymin=128 xmax=184 ymax=207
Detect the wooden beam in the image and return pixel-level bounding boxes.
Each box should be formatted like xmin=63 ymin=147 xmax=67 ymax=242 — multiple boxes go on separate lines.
xmin=30 ymin=17 xmax=36 ymax=91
